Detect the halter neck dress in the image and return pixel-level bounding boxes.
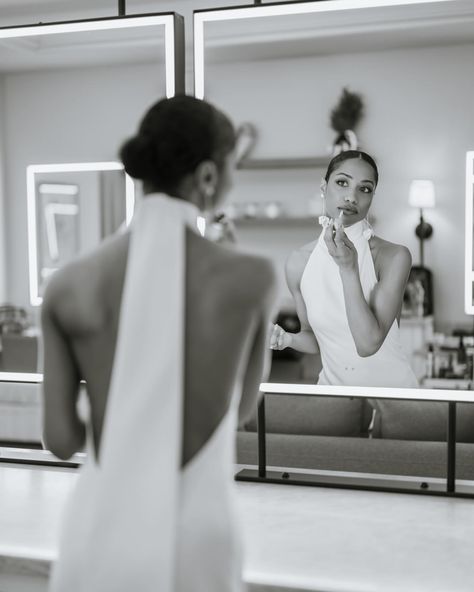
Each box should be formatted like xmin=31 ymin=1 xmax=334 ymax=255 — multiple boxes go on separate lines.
xmin=300 ymin=219 xmax=418 ymax=388
xmin=49 ymin=194 xmax=244 ymax=592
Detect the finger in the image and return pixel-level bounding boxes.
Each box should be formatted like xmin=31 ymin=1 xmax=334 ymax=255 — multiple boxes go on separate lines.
xmin=269 ymin=325 xmax=278 ymax=347
xmin=334 ymin=225 xmax=346 ymax=243
xmin=278 ymin=328 xmax=285 ymax=349
xmin=323 ymin=226 xmax=337 ymax=254
xmin=271 ymin=324 xmax=281 ymax=346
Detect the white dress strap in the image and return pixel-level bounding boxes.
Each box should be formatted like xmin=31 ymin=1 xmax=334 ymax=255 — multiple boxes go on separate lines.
xmin=50 ymin=193 xmax=200 ymax=592
xmin=300 ymin=218 xmax=418 ymax=388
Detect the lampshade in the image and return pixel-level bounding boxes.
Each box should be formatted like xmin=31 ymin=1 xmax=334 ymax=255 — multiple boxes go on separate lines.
xmin=408 ymin=180 xmax=436 ymax=209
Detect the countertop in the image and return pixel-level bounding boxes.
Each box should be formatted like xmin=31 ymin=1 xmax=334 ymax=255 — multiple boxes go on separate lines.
xmin=1 ymin=462 xmax=474 ymax=592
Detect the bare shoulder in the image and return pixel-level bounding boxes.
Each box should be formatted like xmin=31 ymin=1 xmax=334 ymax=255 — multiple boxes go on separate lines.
xmin=371 ymin=236 xmax=412 ymax=277
xmin=218 ymin=243 xmax=278 ymax=301
xmin=285 ymin=239 xmax=317 ymax=291
xmin=188 ymin=231 xmax=277 ymax=305
xmin=42 ymin=231 xmax=130 ymax=333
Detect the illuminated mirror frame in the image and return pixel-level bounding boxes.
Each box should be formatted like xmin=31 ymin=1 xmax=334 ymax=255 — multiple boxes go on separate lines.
xmin=194 ymin=1 xmax=474 ymax=411
xmin=465 ymin=151 xmax=474 ymax=315
xmin=27 ymin=162 xmax=135 ymax=306
xmin=0 ymin=12 xmax=184 ymax=308
xmin=0 ymin=13 xmax=184 ymax=415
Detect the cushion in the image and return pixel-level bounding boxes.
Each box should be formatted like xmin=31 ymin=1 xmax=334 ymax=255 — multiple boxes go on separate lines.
xmin=370 ymin=400 xmax=474 ymax=443
xmin=245 ymin=394 xmax=371 ymax=437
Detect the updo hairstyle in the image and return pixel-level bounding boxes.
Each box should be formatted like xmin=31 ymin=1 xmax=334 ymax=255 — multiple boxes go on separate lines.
xmin=325 ymin=150 xmax=379 ymax=186
xmin=120 ymin=95 xmax=235 ymax=195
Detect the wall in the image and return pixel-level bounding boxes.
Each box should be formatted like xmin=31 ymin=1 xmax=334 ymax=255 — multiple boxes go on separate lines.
xmin=2 ymin=60 xmax=166 ymax=313
xmin=207 ymin=43 xmax=474 ymax=332
xmin=0 ymin=77 xmax=7 ymax=303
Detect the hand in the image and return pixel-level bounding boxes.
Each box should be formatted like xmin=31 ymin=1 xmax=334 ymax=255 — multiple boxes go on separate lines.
xmin=212 ymin=213 xmax=237 ymax=244
xmin=269 ymin=323 xmax=292 ymax=350
xmin=323 ymin=221 xmax=358 ymax=272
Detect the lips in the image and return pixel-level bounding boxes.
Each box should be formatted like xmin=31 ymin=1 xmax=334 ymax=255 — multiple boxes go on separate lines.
xmin=338 ymin=206 xmax=358 ymax=214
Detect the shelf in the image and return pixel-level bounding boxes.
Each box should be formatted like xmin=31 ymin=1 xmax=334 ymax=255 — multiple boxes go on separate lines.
xmin=234 ymin=216 xmax=319 ymax=226
xmin=237 ymin=156 xmax=330 ymax=170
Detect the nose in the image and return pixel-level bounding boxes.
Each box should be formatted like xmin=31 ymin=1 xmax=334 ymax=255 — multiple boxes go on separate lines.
xmin=344 ymin=194 xmax=357 ymax=204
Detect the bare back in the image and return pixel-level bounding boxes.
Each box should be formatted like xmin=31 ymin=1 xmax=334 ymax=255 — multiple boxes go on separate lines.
xmin=42 ymin=229 xmax=276 ymax=466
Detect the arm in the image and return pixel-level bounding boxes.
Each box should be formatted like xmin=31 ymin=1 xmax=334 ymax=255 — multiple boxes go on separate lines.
xmin=238 ymin=263 xmax=278 ymax=427
xmin=270 ymin=249 xmax=319 ymax=354
xmin=41 ymin=288 xmax=85 ymax=460
xmin=326 ymin=225 xmax=411 ymax=357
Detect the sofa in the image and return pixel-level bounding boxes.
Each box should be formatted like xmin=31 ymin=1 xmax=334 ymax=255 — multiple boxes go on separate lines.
xmin=236 ymin=357 xmax=474 ymax=481
xmin=1 ymin=373 xmax=473 ymax=482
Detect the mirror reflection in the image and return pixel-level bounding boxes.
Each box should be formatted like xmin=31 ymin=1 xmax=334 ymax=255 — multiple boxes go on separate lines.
xmin=29 ymin=165 xmax=133 ymax=304
xmin=198 ymin=1 xmax=474 ymax=474
xmin=0 ymin=19 xmax=168 ymax=379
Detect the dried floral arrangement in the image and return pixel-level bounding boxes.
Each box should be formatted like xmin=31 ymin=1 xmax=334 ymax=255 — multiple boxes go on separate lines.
xmin=329 ymin=87 xmax=364 ymax=155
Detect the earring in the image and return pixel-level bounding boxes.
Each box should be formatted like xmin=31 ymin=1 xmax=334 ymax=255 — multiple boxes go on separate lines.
xmin=320 ymin=192 xmax=327 ymax=217
xmin=201 ymin=186 xmax=215 ymax=212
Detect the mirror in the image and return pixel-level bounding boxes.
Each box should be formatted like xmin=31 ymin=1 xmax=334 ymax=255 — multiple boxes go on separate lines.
xmin=0 ymin=14 xmax=183 ymax=384
xmin=465 ymin=151 xmax=474 ymax=315
xmin=28 ymin=163 xmax=134 ymax=304
xmin=195 ymin=0 xmax=474 ymax=469
xmin=0 ymin=13 xmax=184 ymax=458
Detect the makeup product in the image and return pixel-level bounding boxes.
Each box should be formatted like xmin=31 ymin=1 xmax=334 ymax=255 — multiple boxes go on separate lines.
xmin=333 ymin=210 xmax=344 ymax=233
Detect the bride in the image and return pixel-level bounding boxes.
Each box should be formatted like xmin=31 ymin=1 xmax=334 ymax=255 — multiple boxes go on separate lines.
xmin=42 ymin=95 xmax=278 ymax=592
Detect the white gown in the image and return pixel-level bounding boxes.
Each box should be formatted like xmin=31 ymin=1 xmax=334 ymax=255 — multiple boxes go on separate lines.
xmin=300 ymin=218 xmax=418 ymax=388
xmin=49 ymin=194 xmax=244 ymax=592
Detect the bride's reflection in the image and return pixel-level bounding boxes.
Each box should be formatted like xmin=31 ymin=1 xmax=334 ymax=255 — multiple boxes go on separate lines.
xmin=271 ymin=149 xmax=418 ymax=388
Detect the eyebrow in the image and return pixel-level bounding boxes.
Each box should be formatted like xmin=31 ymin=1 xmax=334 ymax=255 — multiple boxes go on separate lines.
xmin=336 ymin=172 xmax=375 ymax=185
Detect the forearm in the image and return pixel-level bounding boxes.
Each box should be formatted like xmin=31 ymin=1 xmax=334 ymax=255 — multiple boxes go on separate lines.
xmin=288 ymin=330 xmax=319 ymax=354
xmin=43 ymin=412 xmax=86 ymax=459
xmin=339 ymin=268 xmax=383 ymax=356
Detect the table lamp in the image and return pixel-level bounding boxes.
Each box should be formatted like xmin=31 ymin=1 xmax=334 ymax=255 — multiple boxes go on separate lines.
xmin=408 ymin=179 xmax=435 ymax=267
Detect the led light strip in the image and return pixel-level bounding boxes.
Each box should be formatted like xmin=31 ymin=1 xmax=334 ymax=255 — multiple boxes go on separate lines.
xmin=0 ymin=372 xmax=42 ymax=383
xmin=465 ymin=151 xmax=474 ymax=315
xmin=193 ymin=0 xmax=453 ymax=99
xmin=260 ymin=382 xmax=474 ymax=403
xmin=193 ymin=0 xmax=474 ymax=404
xmin=27 ymin=161 xmax=135 ymax=306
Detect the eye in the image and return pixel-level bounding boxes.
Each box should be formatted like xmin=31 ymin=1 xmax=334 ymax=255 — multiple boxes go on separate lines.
xmin=336 ymin=179 xmax=348 ymax=187
xmin=360 ymin=186 xmax=373 ymax=194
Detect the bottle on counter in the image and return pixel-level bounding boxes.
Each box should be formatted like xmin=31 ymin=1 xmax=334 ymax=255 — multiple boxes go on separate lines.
xmin=426 ymin=344 xmax=434 ymax=379
xmin=455 ymin=336 xmax=467 ymax=378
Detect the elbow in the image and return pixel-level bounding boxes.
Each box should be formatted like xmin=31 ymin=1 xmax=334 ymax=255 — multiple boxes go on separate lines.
xmin=43 ymin=427 xmax=85 ymax=461
xmin=356 ymin=339 xmax=383 ymax=358
xmin=44 ymin=439 xmax=77 ymax=461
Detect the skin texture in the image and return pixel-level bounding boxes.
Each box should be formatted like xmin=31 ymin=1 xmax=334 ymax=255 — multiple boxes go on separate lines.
xmin=271 ymin=157 xmax=412 ymax=358
xmin=42 ymin=156 xmax=278 ymax=463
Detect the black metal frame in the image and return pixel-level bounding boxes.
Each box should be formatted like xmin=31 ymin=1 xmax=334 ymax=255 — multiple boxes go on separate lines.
xmin=194 ymin=0 xmax=331 ymax=16
xmin=0 ymin=3 xmax=187 ymax=98
xmin=236 ymin=392 xmax=474 ymax=498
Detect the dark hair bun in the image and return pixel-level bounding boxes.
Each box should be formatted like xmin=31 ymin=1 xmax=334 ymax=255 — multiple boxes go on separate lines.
xmin=120 ymin=134 xmax=156 ymax=181
xmin=119 ymin=95 xmax=235 ymax=194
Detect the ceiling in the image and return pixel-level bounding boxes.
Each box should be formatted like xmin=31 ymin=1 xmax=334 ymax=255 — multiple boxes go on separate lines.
xmin=0 ymin=0 xmax=473 ymax=69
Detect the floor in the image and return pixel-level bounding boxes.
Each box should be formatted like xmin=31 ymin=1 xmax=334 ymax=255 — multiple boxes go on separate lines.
xmin=0 ymin=462 xmax=474 ymax=591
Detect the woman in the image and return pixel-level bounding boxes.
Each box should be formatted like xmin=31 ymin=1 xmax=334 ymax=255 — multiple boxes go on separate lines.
xmin=42 ymin=95 xmax=278 ymax=592
xmin=271 ymin=150 xmax=418 ymax=389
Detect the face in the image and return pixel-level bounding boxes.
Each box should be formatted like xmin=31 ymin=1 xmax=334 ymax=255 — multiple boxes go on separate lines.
xmin=321 ymin=158 xmax=376 ymax=226
xmin=212 ymin=149 xmax=236 ymax=211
